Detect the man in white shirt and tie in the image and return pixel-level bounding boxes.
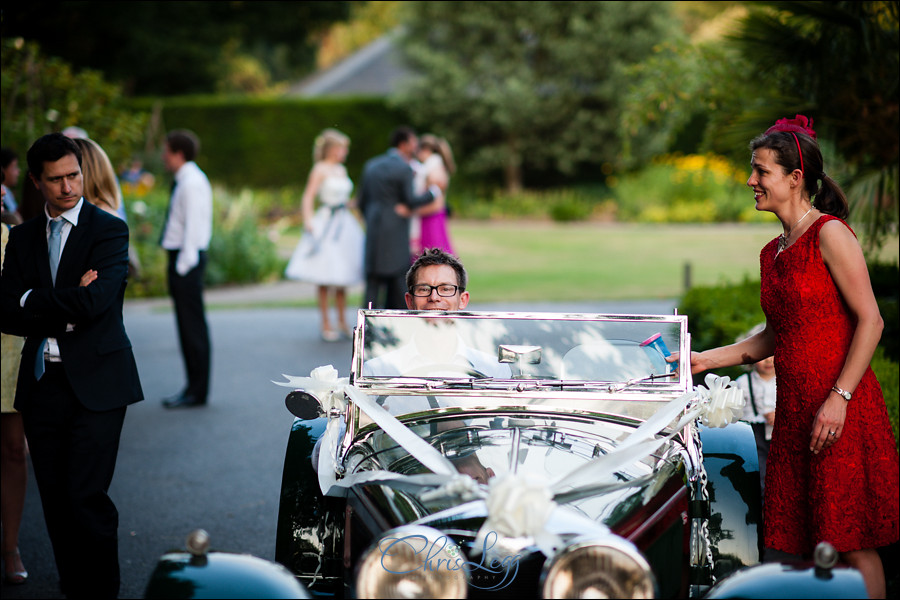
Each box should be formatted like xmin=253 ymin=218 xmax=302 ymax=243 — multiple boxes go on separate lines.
xmin=159 ymin=129 xmax=213 ymax=408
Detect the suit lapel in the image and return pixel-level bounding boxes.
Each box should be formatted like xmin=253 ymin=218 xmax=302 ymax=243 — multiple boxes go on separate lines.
xmin=34 ymin=217 xmax=54 ymax=288
xmin=55 ymin=202 xmax=92 ymax=287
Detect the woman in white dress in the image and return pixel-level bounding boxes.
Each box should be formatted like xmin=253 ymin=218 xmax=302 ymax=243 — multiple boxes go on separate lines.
xmin=285 ymin=129 xmax=364 ymax=341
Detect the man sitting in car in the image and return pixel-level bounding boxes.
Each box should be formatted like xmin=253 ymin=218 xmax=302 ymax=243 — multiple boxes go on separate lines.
xmin=362 ymin=248 xmax=511 ymax=380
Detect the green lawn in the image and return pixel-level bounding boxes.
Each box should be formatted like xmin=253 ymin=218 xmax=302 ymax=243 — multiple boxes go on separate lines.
xmin=448 ymin=220 xmax=898 ymax=303
xmin=275 ymin=220 xmax=898 ymax=304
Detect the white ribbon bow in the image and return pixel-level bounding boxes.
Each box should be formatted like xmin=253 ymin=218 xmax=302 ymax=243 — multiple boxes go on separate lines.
xmin=695 ymin=372 xmax=744 ymax=428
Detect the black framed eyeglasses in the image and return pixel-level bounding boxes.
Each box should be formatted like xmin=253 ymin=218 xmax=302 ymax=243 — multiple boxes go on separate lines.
xmin=410 ymin=284 xmax=460 ymax=297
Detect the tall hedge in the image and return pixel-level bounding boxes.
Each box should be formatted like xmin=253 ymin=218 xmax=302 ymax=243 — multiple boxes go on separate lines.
xmin=128 ymin=96 xmax=410 ymax=189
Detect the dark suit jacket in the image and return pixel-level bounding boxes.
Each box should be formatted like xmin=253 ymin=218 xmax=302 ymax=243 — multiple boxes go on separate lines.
xmin=0 ymin=201 xmax=143 ymax=411
xmin=357 ymin=149 xmax=435 ymax=276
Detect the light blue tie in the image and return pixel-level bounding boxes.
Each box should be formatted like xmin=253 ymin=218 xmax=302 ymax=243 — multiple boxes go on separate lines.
xmin=35 ymin=219 xmax=64 ymax=379
xmin=49 ymin=218 xmax=63 ymax=284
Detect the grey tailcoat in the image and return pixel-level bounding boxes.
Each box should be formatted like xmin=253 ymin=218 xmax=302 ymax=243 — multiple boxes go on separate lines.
xmin=357 ymin=149 xmax=435 ymax=276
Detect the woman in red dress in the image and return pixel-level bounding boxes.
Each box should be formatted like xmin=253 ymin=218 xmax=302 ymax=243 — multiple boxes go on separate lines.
xmin=689 ymin=115 xmax=898 ymax=598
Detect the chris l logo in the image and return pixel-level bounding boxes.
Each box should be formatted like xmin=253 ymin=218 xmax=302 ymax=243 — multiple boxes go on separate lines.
xmin=378 ymin=531 xmax=521 ymax=590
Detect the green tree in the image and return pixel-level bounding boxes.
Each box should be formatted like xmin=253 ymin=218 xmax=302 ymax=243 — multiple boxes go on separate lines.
xmin=0 ymin=38 xmax=148 ymax=170
xmin=729 ymin=0 xmax=899 ymax=252
xmin=393 ymin=1 xmax=675 ymax=193
xmin=619 ymin=1 xmax=898 ymax=252
xmin=1 ymin=1 xmax=351 ymax=95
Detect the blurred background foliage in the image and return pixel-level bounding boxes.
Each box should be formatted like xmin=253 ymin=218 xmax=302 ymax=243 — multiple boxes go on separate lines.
xmin=2 ymin=1 xmax=896 ymax=442
xmin=1 ymin=1 xmax=896 ymax=272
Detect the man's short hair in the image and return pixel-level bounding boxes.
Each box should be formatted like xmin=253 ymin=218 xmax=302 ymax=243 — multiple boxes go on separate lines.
xmin=389 ymin=126 xmax=416 ymax=149
xmin=26 ymin=133 xmax=82 ymax=178
xmin=166 ymin=129 xmax=201 ymax=162
xmin=406 ymin=248 xmax=467 ymax=291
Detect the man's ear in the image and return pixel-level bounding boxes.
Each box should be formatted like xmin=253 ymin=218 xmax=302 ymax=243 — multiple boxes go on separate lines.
xmin=458 ymin=291 xmax=470 ymax=309
xmin=405 ymin=292 xmax=415 ymax=309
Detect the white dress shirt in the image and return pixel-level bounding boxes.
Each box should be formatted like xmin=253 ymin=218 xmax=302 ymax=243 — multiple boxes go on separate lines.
xmin=160 ymin=161 xmax=212 ymax=276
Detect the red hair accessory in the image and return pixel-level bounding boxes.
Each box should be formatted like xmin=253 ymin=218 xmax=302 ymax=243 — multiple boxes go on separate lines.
xmin=764 ymin=114 xmax=816 ymax=139
xmin=765 ymin=114 xmax=816 ymax=177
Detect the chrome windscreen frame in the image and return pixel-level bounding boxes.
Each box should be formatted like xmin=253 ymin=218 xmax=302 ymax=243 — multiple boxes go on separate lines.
xmin=339 ymin=310 xmax=692 ymax=468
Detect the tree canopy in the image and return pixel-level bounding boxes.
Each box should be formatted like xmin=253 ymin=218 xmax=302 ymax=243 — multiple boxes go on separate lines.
xmin=1 ymin=38 xmax=148 ymax=170
xmin=619 ymin=1 xmax=898 ymax=251
xmin=1 ymin=1 xmax=352 ymax=95
xmin=393 ymin=1 xmax=676 ymax=193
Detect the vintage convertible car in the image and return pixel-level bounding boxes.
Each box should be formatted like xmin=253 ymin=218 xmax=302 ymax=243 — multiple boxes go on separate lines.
xmin=146 ymin=309 xmax=866 ymax=599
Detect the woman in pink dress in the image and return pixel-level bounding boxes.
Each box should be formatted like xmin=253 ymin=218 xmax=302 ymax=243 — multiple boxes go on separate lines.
xmin=688 ymin=115 xmax=898 ymax=598
xmin=409 ymin=134 xmax=455 ymax=258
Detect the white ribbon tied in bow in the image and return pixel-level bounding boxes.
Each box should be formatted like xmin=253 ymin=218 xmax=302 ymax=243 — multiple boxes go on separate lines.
xmin=274 ymin=365 xmax=348 ymax=415
xmin=695 ymin=372 xmax=744 ymax=428
xmin=474 ymin=471 xmax=561 ymax=557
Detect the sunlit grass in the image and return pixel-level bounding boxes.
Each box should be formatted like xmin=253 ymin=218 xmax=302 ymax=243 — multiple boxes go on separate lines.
xmin=272 ymin=219 xmax=897 ymax=304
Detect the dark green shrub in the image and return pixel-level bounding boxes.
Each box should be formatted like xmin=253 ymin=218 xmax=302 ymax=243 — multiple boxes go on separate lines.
xmin=204 ymin=189 xmax=284 ymax=286
xmin=129 ymin=96 xmax=409 ymax=190
xmin=870 ymin=261 xmax=899 ymax=362
xmin=549 ymin=198 xmax=593 ymax=222
xmin=123 ymin=185 xmax=284 ymax=297
xmin=871 ymin=346 xmax=899 ymax=451
xmin=678 ymin=278 xmax=765 ymax=381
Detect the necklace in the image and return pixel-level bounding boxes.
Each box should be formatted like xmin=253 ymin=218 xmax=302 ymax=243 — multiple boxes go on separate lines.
xmin=777 ymin=206 xmax=813 ymax=254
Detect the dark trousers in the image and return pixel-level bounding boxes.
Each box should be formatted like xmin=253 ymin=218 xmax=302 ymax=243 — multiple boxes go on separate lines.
xmin=751 ymin=422 xmax=771 ymax=496
xmin=167 ymin=250 xmax=211 ymax=401
xmin=364 ymin=273 xmax=407 ymax=310
xmin=22 ymin=363 xmax=127 ymax=598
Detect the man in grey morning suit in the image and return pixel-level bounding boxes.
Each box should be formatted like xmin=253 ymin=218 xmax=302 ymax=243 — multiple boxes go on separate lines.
xmin=0 ymin=133 xmax=143 ymax=598
xmin=357 ymin=126 xmax=441 ymax=309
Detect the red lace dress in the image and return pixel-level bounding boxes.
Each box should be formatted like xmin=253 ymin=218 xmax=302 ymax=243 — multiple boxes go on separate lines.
xmin=760 ymin=214 xmax=899 ymax=554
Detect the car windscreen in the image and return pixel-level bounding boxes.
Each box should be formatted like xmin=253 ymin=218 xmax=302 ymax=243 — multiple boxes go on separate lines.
xmin=355 ymin=311 xmax=685 ymax=387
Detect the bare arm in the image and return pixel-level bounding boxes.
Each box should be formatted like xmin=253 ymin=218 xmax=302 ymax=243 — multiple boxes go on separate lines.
xmin=686 ymin=325 xmax=776 ymax=374
xmin=414 ymin=165 xmax=448 ymax=216
xmin=300 ymin=163 xmax=327 ymax=232
xmin=807 ymin=220 xmax=884 ymax=453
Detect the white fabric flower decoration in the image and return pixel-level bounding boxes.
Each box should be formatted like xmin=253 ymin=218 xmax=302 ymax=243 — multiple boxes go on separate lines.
xmin=697 ymin=373 xmax=744 ymax=428
xmin=273 ymin=365 xmax=348 ymax=414
xmin=472 ymin=472 xmax=561 ymax=557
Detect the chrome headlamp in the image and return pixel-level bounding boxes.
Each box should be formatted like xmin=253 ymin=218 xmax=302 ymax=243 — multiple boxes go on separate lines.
xmin=356 ymin=525 xmax=469 ymax=599
xmin=541 ymin=536 xmax=656 ymax=599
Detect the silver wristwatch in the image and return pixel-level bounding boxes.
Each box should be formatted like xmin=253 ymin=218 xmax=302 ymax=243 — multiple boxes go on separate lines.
xmin=832 ymin=385 xmax=852 ymax=401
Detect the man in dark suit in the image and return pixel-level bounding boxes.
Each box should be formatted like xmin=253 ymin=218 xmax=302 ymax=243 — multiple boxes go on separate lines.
xmin=357 ymin=126 xmax=440 ymax=309
xmin=0 ymin=133 xmax=143 ymax=598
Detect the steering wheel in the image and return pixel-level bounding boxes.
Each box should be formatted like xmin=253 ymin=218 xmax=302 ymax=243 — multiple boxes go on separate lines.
xmin=402 ymin=363 xmax=488 ymax=378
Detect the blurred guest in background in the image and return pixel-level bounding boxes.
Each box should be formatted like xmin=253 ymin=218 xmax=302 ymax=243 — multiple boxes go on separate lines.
xmin=285 ymin=129 xmax=364 ymax=341
xmin=357 ymin=126 xmax=440 ymax=309
xmin=409 ymin=134 xmax=456 ymax=258
xmin=73 ymin=138 xmax=142 ymax=279
xmin=1 ymin=148 xmax=23 ymax=225
xmin=1 ymin=174 xmax=27 ymax=585
xmin=159 ymin=129 xmax=213 ymax=409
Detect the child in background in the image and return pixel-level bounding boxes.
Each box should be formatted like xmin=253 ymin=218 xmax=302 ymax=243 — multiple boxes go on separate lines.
xmin=734 ymin=323 xmax=777 ymax=495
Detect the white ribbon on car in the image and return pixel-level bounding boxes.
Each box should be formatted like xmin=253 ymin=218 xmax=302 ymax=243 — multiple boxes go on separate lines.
xmin=274 ymin=366 xmax=480 ymax=499
xmin=275 ymin=367 xmax=743 ymax=552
